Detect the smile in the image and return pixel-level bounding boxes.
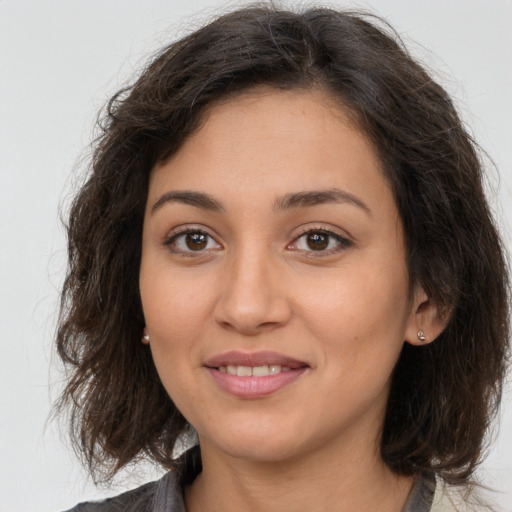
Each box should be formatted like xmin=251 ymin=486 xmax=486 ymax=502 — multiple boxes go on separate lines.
xmin=204 ymin=351 xmax=309 ymax=398
xmin=218 ymin=365 xmax=291 ymax=376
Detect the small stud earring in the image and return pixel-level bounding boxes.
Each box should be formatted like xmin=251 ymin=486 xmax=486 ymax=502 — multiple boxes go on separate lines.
xmin=142 ymin=329 xmax=150 ymax=345
xmin=417 ymin=330 xmax=426 ymax=342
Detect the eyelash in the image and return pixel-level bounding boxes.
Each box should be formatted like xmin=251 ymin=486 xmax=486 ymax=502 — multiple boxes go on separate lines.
xmin=164 ymin=227 xmax=220 ymax=256
xmin=290 ymin=228 xmax=353 ymax=257
xmin=163 ymin=226 xmax=353 ymax=257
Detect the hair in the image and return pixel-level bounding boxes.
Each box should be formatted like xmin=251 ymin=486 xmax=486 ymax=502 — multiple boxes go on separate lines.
xmin=56 ymin=3 xmax=509 ymax=486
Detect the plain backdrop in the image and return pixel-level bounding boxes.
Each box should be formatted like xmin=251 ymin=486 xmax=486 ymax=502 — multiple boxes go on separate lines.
xmin=1 ymin=1 xmax=511 ymax=511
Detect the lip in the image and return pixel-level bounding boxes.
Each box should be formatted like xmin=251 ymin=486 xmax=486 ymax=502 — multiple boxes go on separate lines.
xmin=204 ymin=351 xmax=310 ymax=399
xmin=204 ymin=350 xmax=308 ymax=369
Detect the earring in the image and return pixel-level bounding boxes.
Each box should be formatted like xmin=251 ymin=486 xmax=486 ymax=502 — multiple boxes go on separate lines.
xmin=142 ymin=329 xmax=150 ymax=345
xmin=417 ymin=330 xmax=426 ymax=342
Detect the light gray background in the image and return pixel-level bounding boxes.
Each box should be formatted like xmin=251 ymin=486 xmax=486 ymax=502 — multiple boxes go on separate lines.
xmin=1 ymin=1 xmax=511 ymax=511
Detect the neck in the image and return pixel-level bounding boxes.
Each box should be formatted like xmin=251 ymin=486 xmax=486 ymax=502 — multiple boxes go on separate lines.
xmin=185 ymin=433 xmax=413 ymax=512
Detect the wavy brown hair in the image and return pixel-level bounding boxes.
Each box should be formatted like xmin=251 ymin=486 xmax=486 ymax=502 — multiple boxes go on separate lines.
xmin=56 ymin=5 xmax=510 ymax=485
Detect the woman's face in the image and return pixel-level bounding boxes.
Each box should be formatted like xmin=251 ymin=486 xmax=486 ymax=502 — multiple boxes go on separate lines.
xmin=140 ymin=88 xmax=424 ymax=463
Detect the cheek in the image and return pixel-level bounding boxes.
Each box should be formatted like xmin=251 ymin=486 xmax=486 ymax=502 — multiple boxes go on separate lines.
xmin=139 ymin=269 xmax=211 ymax=405
xmin=140 ymin=265 xmax=216 ymax=340
xmin=295 ymin=259 xmax=411 ymax=393
xmin=297 ymin=263 xmax=410 ymax=339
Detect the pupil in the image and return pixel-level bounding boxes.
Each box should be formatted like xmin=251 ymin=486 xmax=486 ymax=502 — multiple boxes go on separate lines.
xmin=186 ymin=233 xmax=207 ymax=250
xmin=307 ymin=233 xmax=328 ymax=250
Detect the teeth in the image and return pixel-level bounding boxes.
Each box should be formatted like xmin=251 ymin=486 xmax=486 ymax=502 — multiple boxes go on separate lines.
xmin=269 ymin=364 xmax=281 ymax=375
xmin=237 ymin=366 xmax=252 ymax=377
xmin=253 ymin=365 xmax=270 ymax=377
xmin=218 ymin=364 xmax=286 ymax=377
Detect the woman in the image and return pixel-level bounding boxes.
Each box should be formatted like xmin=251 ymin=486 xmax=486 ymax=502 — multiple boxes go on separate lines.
xmin=57 ymin=5 xmax=510 ymax=511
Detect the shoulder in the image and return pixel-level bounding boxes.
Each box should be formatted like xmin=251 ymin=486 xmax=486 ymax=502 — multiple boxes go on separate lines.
xmin=431 ymin=479 xmax=496 ymax=512
xmin=61 ymin=479 xmax=158 ymax=512
xmin=404 ymin=473 xmax=496 ymax=512
xmin=61 ymin=447 xmax=199 ymax=512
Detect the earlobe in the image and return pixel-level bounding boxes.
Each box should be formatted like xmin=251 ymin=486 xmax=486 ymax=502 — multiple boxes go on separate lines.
xmin=405 ymin=287 xmax=450 ymax=346
xmin=416 ymin=330 xmax=427 ymax=343
xmin=142 ymin=327 xmax=151 ymax=345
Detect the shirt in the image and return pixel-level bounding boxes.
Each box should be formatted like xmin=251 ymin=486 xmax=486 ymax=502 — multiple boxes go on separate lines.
xmin=63 ymin=449 xmax=470 ymax=512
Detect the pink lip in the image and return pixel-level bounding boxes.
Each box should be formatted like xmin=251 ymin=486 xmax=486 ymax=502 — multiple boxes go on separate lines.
xmin=204 ymin=351 xmax=309 ymax=399
xmin=204 ymin=350 xmax=308 ymax=368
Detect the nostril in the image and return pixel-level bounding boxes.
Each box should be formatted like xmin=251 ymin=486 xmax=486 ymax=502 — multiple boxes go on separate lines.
xmin=213 ymin=289 xmax=292 ymax=335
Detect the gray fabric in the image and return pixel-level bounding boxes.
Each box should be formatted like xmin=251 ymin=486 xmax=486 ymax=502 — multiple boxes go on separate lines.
xmin=403 ymin=472 xmax=436 ymax=512
xmin=62 ymin=480 xmax=157 ymax=511
xmin=152 ymin=471 xmax=186 ymax=512
xmin=63 ymin=453 xmax=435 ymax=512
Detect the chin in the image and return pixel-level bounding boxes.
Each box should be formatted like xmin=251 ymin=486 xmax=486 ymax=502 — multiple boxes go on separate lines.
xmin=197 ymin=414 xmax=316 ymax=463
xmin=215 ymin=437 xmax=303 ymax=463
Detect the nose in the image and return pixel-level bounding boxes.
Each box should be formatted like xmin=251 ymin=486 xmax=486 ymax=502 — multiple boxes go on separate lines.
xmin=213 ymin=248 xmax=292 ymax=335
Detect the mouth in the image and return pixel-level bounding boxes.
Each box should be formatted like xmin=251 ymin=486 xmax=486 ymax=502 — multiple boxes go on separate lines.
xmin=217 ymin=364 xmax=293 ymax=377
xmin=204 ymin=351 xmax=310 ymax=398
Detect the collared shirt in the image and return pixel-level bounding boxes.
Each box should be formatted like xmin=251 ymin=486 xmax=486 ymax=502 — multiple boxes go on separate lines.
xmin=64 ymin=449 xmax=469 ymax=512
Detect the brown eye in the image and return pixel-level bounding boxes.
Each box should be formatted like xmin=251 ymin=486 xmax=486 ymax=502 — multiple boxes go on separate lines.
xmin=306 ymin=233 xmax=329 ymax=251
xmin=165 ymin=229 xmax=222 ymax=254
xmin=288 ymin=229 xmax=352 ymax=256
xmin=186 ymin=232 xmax=207 ymax=250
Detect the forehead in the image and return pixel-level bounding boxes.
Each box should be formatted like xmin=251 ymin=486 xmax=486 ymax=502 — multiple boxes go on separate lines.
xmin=148 ymin=88 xmax=393 ymax=215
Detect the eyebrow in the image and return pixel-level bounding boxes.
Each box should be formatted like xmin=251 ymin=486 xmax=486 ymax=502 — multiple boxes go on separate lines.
xmin=151 ymin=190 xmax=224 ymax=214
xmin=273 ymin=188 xmax=371 ymax=215
xmin=151 ymin=187 xmax=370 ymax=215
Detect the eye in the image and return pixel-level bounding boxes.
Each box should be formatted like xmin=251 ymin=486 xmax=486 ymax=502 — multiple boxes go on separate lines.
xmin=164 ymin=228 xmax=222 ymax=254
xmin=288 ymin=229 xmax=352 ymax=255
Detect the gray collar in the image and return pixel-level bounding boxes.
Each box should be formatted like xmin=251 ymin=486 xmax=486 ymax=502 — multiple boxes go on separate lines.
xmin=152 ymin=471 xmax=186 ymax=512
xmin=151 ymin=463 xmax=435 ymax=512
xmin=402 ymin=472 xmax=436 ymax=512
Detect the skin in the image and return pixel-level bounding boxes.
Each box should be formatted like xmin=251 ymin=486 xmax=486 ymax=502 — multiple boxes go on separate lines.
xmin=139 ymin=88 xmax=445 ymax=512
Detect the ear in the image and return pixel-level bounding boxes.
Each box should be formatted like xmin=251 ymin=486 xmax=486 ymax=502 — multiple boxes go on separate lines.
xmin=404 ymin=286 xmax=450 ymax=346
